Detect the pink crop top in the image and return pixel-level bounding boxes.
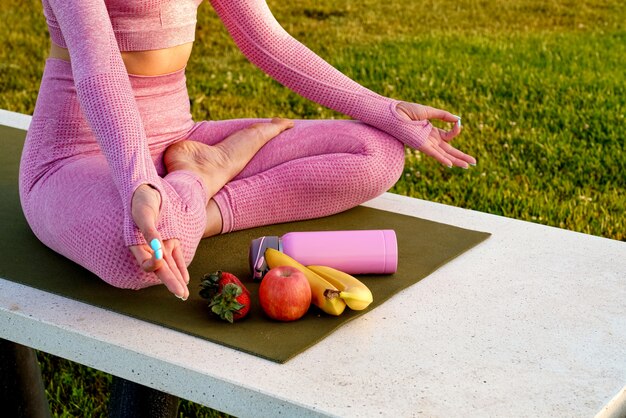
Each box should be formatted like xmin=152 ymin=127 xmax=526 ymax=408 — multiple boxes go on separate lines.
xmin=42 ymin=0 xmax=432 ymax=247
xmin=43 ymin=0 xmax=203 ymax=51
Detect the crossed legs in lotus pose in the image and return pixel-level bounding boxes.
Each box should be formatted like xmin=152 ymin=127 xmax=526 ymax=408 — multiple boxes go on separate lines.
xmin=129 ymin=117 xmax=404 ymax=298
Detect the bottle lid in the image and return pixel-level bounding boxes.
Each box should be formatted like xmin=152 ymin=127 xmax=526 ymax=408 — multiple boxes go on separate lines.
xmin=248 ymin=236 xmax=280 ymax=280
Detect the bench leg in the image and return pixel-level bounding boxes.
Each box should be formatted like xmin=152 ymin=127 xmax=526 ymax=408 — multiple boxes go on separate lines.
xmin=109 ymin=376 xmax=179 ymax=418
xmin=0 ymin=338 xmax=51 ymax=418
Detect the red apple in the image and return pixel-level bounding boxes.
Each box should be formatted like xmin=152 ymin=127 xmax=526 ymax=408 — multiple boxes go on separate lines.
xmin=259 ymin=266 xmax=312 ymax=321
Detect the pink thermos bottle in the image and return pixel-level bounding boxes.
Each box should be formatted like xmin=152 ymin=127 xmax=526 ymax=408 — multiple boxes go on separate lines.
xmin=249 ymin=230 xmax=397 ymax=280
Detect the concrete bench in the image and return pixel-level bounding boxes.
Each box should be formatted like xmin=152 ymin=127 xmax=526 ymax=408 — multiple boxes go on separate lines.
xmin=1 ymin=109 xmax=625 ymax=417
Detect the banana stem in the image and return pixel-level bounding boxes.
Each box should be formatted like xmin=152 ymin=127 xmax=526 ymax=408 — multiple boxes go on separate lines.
xmin=323 ymin=289 xmax=342 ymax=299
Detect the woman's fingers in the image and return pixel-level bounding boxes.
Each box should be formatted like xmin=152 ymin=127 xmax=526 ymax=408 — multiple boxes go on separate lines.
xmin=424 ymin=106 xmax=459 ymax=124
xmin=129 ymin=244 xmax=162 ymax=272
xmin=163 ymin=239 xmax=189 ymax=297
xmin=434 ymin=125 xmax=475 ymax=166
xmin=397 ymin=102 xmax=473 ymax=166
xmin=128 ymin=227 xmax=164 ymax=272
xmin=420 ymin=130 xmax=475 ymax=168
xmin=156 ymin=260 xmax=188 ymax=300
xmin=154 ymin=239 xmax=189 ymax=300
xmin=147 ymin=236 xmax=188 ymax=300
xmin=439 ymin=140 xmax=476 ymax=166
xmin=162 ymin=265 xmax=188 ymax=300
xmin=171 ymin=244 xmax=190 ymax=285
xmin=420 ymin=142 xmax=454 ymax=167
xmin=141 ymin=226 xmax=165 ymax=264
xmin=438 ymin=117 xmax=462 ymax=140
xmin=128 ymin=235 xmax=189 ymax=299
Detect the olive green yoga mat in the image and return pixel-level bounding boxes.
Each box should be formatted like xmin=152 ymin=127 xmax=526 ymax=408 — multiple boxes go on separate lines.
xmin=0 ymin=125 xmax=490 ymax=363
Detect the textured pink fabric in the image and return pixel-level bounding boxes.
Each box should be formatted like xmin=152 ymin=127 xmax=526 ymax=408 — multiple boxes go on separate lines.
xmin=42 ymin=0 xmax=187 ymax=247
xmin=21 ymin=0 xmax=417 ymax=288
xmin=209 ymin=0 xmax=433 ymax=150
xmin=20 ymin=60 xmax=208 ymax=289
xmin=42 ymin=0 xmax=202 ymax=51
xmin=188 ymin=119 xmax=405 ymax=234
xmin=19 ymin=60 xmax=404 ymax=288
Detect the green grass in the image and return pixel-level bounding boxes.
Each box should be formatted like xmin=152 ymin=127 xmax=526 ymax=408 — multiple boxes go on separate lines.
xmin=1 ymin=0 xmax=624 ymax=416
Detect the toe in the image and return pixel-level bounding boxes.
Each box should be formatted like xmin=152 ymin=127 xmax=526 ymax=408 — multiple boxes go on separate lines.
xmin=271 ymin=117 xmax=295 ymax=130
xmin=248 ymin=118 xmax=293 ymax=142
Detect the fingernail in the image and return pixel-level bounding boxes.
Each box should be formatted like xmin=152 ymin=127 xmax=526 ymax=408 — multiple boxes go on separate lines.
xmin=150 ymin=238 xmax=163 ymax=260
xmin=176 ymin=294 xmax=187 ymax=301
xmin=453 ymin=115 xmax=462 ymax=127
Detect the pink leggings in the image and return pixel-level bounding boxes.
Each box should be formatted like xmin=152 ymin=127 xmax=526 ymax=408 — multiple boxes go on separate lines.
xmin=19 ymin=59 xmax=405 ymax=289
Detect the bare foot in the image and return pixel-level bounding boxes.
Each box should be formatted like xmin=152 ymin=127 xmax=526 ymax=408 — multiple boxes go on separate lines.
xmin=164 ymin=118 xmax=294 ymax=198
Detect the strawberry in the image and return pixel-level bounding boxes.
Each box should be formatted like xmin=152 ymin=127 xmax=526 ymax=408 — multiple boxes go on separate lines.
xmin=199 ymin=271 xmax=251 ymax=323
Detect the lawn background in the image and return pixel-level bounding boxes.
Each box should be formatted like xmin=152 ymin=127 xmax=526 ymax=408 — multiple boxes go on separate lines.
xmin=1 ymin=0 xmax=624 ymax=416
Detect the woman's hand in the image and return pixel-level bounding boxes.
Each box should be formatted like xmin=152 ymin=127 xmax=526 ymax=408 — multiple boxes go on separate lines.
xmin=128 ymin=184 xmax=190 ymax=300
xmin=396 ymin=102 xmax=476 ymax=168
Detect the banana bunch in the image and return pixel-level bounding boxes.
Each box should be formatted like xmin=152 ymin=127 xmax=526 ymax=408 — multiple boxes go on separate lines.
xmin=264 ymin=248 xmax=373 ymax=316
xmin=307 ymin=265 xmax=373 ymax=311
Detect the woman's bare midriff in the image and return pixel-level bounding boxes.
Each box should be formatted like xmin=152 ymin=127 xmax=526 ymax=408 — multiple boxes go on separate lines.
xmin=49 ymin=42 xmax=194 ymax=76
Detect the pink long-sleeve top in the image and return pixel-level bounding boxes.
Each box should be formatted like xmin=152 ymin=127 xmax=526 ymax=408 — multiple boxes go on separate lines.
xmin=42 ymin=0 xmax=432 ymax=246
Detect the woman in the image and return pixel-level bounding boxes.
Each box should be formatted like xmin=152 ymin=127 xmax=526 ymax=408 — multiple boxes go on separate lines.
xmin=20 ymin=0 xmax=475 ymax=301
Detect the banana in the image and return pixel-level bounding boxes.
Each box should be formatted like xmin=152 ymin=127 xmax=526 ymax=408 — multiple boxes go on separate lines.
xmin=264 ymin=248 xmax=346 ymax=316
xmin=306 ymin=265 xmax=373 ymax=311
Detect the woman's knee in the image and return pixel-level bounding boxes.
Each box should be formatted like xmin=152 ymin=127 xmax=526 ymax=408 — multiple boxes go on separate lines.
xmin=94 ymin=246 xmax=161 ymax=290
xmin=351 ymin=123 xmax=405 ymax=197
xmin=61 ymin=210 xmax=162 ymax=290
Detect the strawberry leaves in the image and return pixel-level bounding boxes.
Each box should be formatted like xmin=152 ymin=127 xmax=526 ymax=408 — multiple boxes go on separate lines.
xmin=199 ymin=271 xmax=251 ymax=323
xmin=209 ymin=283 xmax=245 ymax=323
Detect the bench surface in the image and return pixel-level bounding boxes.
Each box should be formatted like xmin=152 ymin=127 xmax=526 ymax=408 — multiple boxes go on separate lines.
xmin=1 ymin=110 xmax=625 ymax=418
